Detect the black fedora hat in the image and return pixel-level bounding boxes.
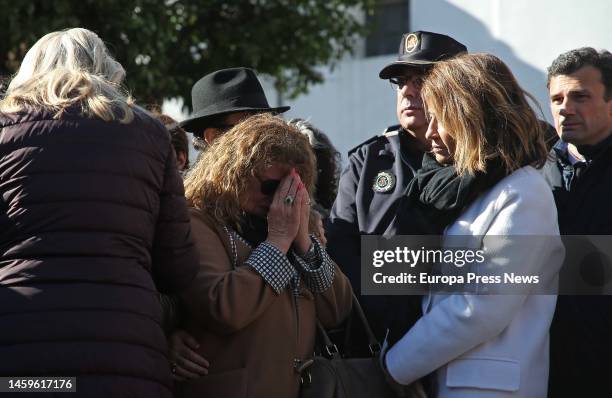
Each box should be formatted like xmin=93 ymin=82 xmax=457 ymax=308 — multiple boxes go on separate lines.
xmin=179 ymin=67 xmax=290 ymax=136
xmin=379 ymin=31 xmax=467 ymax=79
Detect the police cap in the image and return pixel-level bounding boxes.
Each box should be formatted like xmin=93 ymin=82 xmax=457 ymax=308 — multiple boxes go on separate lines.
xmin=379 ymin=31 xmax=467 ymax=79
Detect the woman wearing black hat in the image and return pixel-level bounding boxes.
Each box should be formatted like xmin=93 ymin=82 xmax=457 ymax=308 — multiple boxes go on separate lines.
xmin=173 ymin=113 xmax=352 ymax=398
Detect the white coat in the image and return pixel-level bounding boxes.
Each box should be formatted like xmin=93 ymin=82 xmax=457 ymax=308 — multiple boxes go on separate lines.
xmin=386 ymin=166 xmax=565 ymax=398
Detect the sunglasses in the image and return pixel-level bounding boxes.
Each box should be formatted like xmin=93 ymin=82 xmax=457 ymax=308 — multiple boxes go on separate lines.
xmin=389 ymin=75 xmax=424 ymax=91
xmin=255 ymin=174 xmax=281 ymax=196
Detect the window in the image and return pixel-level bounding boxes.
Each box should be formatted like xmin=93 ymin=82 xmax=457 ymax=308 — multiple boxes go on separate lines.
xmin=365 ymin=0 xmax=410 ymax=57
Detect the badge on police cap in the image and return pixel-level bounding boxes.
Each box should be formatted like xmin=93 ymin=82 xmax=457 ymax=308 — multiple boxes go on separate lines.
xmin=373 ymin=171 xmax=396 ymax=193
xmin=404 ymin=33 xmax=419 ymax=53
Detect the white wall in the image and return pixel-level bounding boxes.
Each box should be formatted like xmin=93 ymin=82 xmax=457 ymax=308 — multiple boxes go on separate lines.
xmin=411 ymin=0 xmax=611 ymax=124
xmin=268 ymin=56 xmax=399 ymax=159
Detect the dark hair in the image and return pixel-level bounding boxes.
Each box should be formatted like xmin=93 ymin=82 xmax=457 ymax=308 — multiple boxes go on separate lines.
xmin=547 ymin=47 xmax=612 ymax=100
xmin=289 ymin=119 xmax=341 ymax=212
xmin=0 ymin=76 xmax=8 ymax=99
xmin=149 ymin=110 xmax=190 ymax=170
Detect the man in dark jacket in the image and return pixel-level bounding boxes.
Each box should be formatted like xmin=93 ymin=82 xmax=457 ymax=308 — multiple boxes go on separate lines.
xmin=325 ymin=31 xmax=467 ymax=346
xmin=179 ymin=67 xmax=289 ymax=151
xmin=544 ymin=47 xmax=612 ymax=397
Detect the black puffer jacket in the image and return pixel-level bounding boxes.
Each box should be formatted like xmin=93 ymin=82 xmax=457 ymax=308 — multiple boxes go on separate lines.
xmin=0 ymin=107 xmax=199 ymax=397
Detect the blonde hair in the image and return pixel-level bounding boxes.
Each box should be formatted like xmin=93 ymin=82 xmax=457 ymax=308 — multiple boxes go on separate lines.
xmin=421 ymin=53 xmax=548 ymax=176
xmin=0 ymin=28 xmax=133 ymax=123
xmin=184 ymin=113 xmax=316 ymax=227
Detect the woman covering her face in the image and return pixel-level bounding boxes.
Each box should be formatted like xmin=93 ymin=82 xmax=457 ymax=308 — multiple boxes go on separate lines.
xmin=174 ymin=113 xmax=352 ymax=398
xmin=384 ymin=53 xmax=564 ymax=398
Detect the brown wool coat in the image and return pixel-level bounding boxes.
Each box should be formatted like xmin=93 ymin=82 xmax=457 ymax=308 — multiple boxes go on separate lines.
xmin=175 ymin=208 xmax=353 ymax=398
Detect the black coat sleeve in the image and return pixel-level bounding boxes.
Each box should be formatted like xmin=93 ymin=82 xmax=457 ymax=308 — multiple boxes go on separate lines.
xmin=326 ymin=152 xmax=364 ymax=294
xmin=150 ymin=143 xmax=199 ymax=294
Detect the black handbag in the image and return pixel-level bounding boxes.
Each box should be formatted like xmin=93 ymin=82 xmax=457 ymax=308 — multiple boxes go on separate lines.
xmin=299 ymin=294 xmax=424 ymax=398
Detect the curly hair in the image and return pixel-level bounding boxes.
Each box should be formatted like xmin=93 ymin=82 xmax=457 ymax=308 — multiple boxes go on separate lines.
xmin=184 ymin=113 xmax=316 ymax=227
xmin=547 ymin=47 xmax=612 ymax=100
xmin=421 ymin=53 xmax=548 ymax=176
xmin=289 ymin=119 xmax=341 ymax=213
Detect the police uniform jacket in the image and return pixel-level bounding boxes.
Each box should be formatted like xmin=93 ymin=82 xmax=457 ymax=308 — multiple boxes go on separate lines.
xmin=326 ymin=125 xmax=424 ymax=342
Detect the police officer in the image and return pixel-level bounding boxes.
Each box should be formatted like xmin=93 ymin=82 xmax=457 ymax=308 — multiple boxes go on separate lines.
xmin=326 ymin=31 xmax=467 ymax=346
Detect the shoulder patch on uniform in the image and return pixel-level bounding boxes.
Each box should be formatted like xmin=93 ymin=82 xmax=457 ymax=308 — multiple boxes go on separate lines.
xmin=383 ymin=124 xmax=402 ymax=137
xmin=348 ymin=135 xmax=382 ymax=156
xmin=347 ymin=125 xmax=401 ymax=156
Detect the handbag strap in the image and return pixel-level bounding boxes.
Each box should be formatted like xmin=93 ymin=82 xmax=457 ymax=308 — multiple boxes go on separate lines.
xmin=315 ymin=320 xmax=341 ymax=359
xmin=316 ymin=294 xmax=382 ymax=359
xmin=349 ymin=293 xmax=382 ymax=355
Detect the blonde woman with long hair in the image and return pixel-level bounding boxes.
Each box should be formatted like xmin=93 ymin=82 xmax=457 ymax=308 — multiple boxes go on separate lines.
xmin=384 ymin=54 xmax=565 ymax=398
xmin=170 ymin=113 xmax=352 ymax=398
xmin=0 ymin=28 xmax=199 ymax=397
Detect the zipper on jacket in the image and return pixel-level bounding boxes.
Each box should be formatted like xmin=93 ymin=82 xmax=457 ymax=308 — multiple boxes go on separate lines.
xmin=291 ymin=276 xmax=302 ymax=375
xmin=293 ymin=277 xmax=300 ymax=345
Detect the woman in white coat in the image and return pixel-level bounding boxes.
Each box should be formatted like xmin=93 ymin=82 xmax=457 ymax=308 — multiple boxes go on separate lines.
xmin=384 ymin=53 xmax=564 ymax=397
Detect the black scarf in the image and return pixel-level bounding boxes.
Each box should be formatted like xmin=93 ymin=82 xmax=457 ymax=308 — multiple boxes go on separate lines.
xmin=236 ymin=213 xmax=268 ymax=246
xmin=380 ymin=154 xmax=505 ymax=356
xmin=388 ymin=153 xmax=506 ymax=235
